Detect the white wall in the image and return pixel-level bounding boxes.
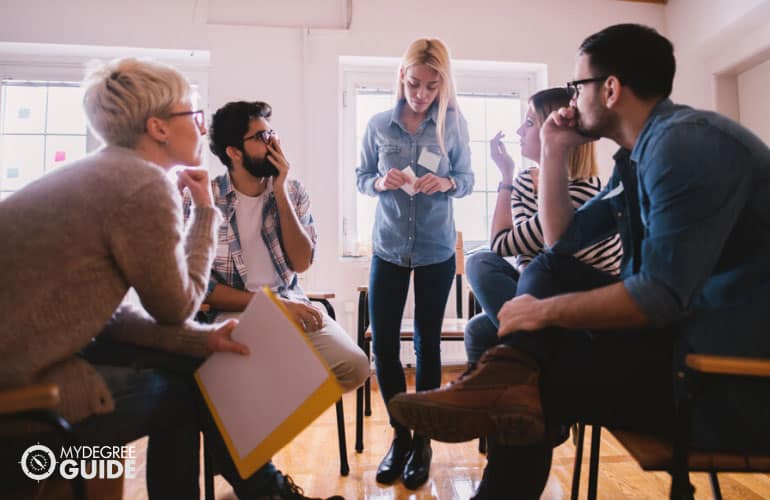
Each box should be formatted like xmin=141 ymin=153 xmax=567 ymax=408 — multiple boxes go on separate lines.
xmin=665 ymin=0 xmax=770 ymax=113
xmin=0 ymin=0 xmax=670 ymax=334
xmin=738 ymin=57 xmax=770 ymax=144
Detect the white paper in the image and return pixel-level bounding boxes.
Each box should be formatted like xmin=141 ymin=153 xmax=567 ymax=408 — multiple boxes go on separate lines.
xmin=400 ymin=166 xmax=418 ymax=196
xmin=196 ymin=290 xmax=330 ymax=458
xmin=418 ymin=147 xmax=442 ymax=173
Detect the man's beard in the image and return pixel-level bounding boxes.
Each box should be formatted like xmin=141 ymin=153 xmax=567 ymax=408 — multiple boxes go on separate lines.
xmin=242 ymin=151 xmax=278 ymax=178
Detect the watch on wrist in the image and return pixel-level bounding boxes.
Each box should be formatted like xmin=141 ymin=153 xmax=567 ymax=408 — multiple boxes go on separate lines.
xmin=448 ymin=176 xmax=457 ymax=192
xmin=497 ymin=181 xmax=515 ymax=192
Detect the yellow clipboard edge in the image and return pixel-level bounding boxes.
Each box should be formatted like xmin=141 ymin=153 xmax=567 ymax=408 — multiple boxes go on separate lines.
xmin=194 ymin=287 xmax=344 ymax=479
xmin=263 ymin=287 xmax=344 ymax=393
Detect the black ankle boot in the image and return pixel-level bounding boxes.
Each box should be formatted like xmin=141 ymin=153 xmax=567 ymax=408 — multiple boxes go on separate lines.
xmin=375 ymin=430 xmax=412 ymax=484
xmin=402 ymin=434 xmax=432 ymax=490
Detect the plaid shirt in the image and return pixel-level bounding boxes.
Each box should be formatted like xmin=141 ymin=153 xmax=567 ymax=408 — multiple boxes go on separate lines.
xmin=183 ymin=172 xmax=317 ymax=319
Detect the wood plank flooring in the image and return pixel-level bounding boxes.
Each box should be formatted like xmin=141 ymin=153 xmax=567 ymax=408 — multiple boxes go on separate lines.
xmin=123 ymin=367 xmax=770 ymax=499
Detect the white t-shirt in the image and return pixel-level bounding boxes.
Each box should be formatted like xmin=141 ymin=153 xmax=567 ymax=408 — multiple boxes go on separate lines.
xmin=234 ymin=184 xmax=283 ymax=292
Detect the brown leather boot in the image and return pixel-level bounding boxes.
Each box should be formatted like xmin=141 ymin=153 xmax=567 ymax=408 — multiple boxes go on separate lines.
xmin=387 ymin=345 xmax=544 ymax=446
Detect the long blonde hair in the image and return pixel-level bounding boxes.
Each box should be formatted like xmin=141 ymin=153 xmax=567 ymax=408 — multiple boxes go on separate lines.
xmin=530 ymin=87 xmax=598 ymax=180
xmin=396 ymin=37 xmax=458 ymax=156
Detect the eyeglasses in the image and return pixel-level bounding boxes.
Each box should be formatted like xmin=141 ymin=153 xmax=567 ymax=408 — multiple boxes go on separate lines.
xmin=166 ymin=109 xmax=205 ymax=128
xmin=243 ymin=129 xmax=277 ymax=144
xmin=566 ymin=76 xmax=609 ymax=99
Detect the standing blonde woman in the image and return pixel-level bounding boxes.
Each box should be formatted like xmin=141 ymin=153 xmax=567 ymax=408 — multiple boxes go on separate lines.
xmin=356 ymin=37 xmax=474 ymax=489
xmin=0 ymin=58 xmax=341 ymax=500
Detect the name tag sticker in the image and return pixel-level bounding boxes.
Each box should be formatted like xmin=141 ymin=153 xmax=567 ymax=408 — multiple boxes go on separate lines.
xmin=418 ymin=148 xmax=442 ymax=173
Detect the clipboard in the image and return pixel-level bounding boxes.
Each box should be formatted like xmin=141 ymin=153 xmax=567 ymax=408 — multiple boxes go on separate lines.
xmin=194 ymin=287 xmax=343 ymax=479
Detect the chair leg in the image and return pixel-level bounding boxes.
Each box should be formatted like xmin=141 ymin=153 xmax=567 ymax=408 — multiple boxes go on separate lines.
xmin=204 ymin=436 xmax=215 ymax=500
xmin=571 ymin=423 xmax=586 ymax=500
xmin=364 ymin=346 xmax=372 ymax=417
xmin=355 ymin=385 xmax=364 ymax=453
xmin=708 ymin=472 xmax=722 ymax=500
xmin=587 ymin=425 xmax=601 ymax=500
xmin=334 ymin=399 xmax=349 ymax=476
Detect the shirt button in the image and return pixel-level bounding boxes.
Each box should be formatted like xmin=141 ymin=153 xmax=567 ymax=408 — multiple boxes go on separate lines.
xmin=617 ymin=212 xmax=623 ymax=218
xmin=409 ymin=218 xmax=412 ymax=221
xmin=408 ymin=236 xmax=412 ymax=240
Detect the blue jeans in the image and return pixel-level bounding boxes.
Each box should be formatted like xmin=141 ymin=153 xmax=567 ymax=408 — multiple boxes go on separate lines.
xmin=369 ymin=255 xmax=455 ymax=430
xmin=464 ymin=251 xmax=520 ymax=364
xmin=480 ymin=253 xmax=676 ymax=498
xmin=3 ymin=340 xmax=286 ymax=498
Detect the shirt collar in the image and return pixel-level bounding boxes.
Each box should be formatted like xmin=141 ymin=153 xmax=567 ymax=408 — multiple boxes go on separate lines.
xmin=389 ymin=98 xmax=438 ymax=131
xmin=630 ymin=98 xmax=675 ymax=163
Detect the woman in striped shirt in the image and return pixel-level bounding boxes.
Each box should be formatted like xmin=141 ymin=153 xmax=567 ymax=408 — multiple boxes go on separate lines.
xmin=464 ymin=87 xmax=622 ymax=366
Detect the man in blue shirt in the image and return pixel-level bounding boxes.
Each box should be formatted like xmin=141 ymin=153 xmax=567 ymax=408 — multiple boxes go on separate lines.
xmin=388 ymin=24 xmax=770 ymax=499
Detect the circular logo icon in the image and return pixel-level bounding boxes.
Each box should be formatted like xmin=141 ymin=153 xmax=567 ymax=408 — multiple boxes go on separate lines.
xmin=20 ymin=444 xmax=57 ymax=481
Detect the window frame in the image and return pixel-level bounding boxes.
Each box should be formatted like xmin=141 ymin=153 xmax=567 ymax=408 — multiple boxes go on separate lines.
xmin=0 ymin=42 xmax=210 ymax=198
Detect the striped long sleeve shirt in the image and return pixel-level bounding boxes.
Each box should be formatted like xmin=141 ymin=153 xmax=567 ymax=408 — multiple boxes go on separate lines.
xmin=491 ymin=168 xmax=622 ymax=274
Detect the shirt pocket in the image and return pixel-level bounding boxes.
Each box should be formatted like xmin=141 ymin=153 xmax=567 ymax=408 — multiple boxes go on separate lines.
xmin=378 ymin=143 xmax=404 ymax=172
xmin=420 ymin=144 xmax=449 ymax=176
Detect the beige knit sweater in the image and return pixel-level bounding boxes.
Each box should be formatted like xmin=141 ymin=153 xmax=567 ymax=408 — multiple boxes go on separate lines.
xmin=0 ymin=145 xmax=221 ymax=424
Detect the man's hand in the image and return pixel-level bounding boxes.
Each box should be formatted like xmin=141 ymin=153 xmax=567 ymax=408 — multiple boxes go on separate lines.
xmin=540 ymin=107 xmax=596 ymax=153
xmin=414 ymin=173 xmax=452 ymax=195
xmin=497 ymin=294 xmax=551 ymax=337
xmin=177 ymin=167 xmax=213 ymax=207
xmin=265 ymin=138 xmax=291 ymax=192
xmin=206 ymin=319 xmax=249 ymax=355
xmin=282 ymin=299 xmax=326 ymax=332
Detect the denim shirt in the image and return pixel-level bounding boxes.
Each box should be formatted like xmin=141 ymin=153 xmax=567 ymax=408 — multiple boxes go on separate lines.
xmin=552 ymin=99 xmax=770 ymax=450
xmin=555 ymin=98 xmax=770 ymax=348
xmin=356 ymin=99 xmax=474 ymax=267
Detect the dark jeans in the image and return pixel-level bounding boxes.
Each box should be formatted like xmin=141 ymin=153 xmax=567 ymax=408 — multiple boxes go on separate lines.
xmin=464 ymin=251 xmax=520 ymax=364
xmin=486 ymin=253 xmax=677 ymax=498
xmin=369 ymin=254 xmax=455 ymax=430
xmin=2 ymin=340 xmax=285 ymax=499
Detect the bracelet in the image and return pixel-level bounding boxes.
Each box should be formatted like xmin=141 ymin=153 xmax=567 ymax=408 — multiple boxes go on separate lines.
xmin=497 ymin=182 xmax=515 ymax=192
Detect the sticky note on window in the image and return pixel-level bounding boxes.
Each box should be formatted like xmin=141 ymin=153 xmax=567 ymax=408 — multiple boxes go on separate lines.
xmin=18 ymin=107 xmax=30 ymax=119
xmin=6 ymin=167 xmax=19 ymax=179
xmin=54 ymin=151 xmax=66 ymax=162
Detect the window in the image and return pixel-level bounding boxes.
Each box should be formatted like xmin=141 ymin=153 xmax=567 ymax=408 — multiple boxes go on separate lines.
xmin=340 ymin=58 xmax=543 ymax=258
xmin=0 ymin=42 xmax=211 ymax=200
xmin=0 ymin=81 xmax=89 ymax=199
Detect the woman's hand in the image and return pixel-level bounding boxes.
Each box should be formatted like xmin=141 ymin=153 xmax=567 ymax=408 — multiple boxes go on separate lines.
xmin=414 ymin=173 xmax=452 ymax=195
xmin=177 ymin=168 xmax=214 ymax=207
xmin=490 ymin=131 xmax=515 ymax=183
xmin=206 ymin=319 xmax=249 ymax=355
xmin=375 ymin=168 xmax=409 ymax=191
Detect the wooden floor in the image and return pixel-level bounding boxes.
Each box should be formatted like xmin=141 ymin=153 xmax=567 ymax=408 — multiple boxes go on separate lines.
xmin=124 ymin=367 xmax=770 ymax=499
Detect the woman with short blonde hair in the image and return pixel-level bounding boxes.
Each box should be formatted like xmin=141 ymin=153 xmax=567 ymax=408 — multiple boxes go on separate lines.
xmin=1 ymin=58 xmax=340 ymax=500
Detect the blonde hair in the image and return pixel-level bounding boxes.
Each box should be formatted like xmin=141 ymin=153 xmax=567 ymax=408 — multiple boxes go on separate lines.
xmin=82 ymin=58 xmax=191 ymax=148
xmin=530 ymin=88 xmax=598 ymax=180
xmin=396 ymin=37 xmax=458 ymax=156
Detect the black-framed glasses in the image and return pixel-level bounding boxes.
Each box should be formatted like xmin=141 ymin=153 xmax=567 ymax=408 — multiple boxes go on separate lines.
xmin=166 ymin=109 xmax=205 ymax=128
xmin=566 ymin=76 xmax=609 ymax=99
xmin=243 ymin=129 xmax=277 ymax=144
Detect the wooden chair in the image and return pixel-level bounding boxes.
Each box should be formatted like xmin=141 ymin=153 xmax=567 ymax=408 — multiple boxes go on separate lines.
xmin=0 ymin=384 xmax=124 ymax=500
xmin=354 ymin=233 xmax=473 ymax=452
xmin=571 ymin=354 xmax=770 ymax=500
xmin=202 ymin=292 xmax=350 ymax=500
